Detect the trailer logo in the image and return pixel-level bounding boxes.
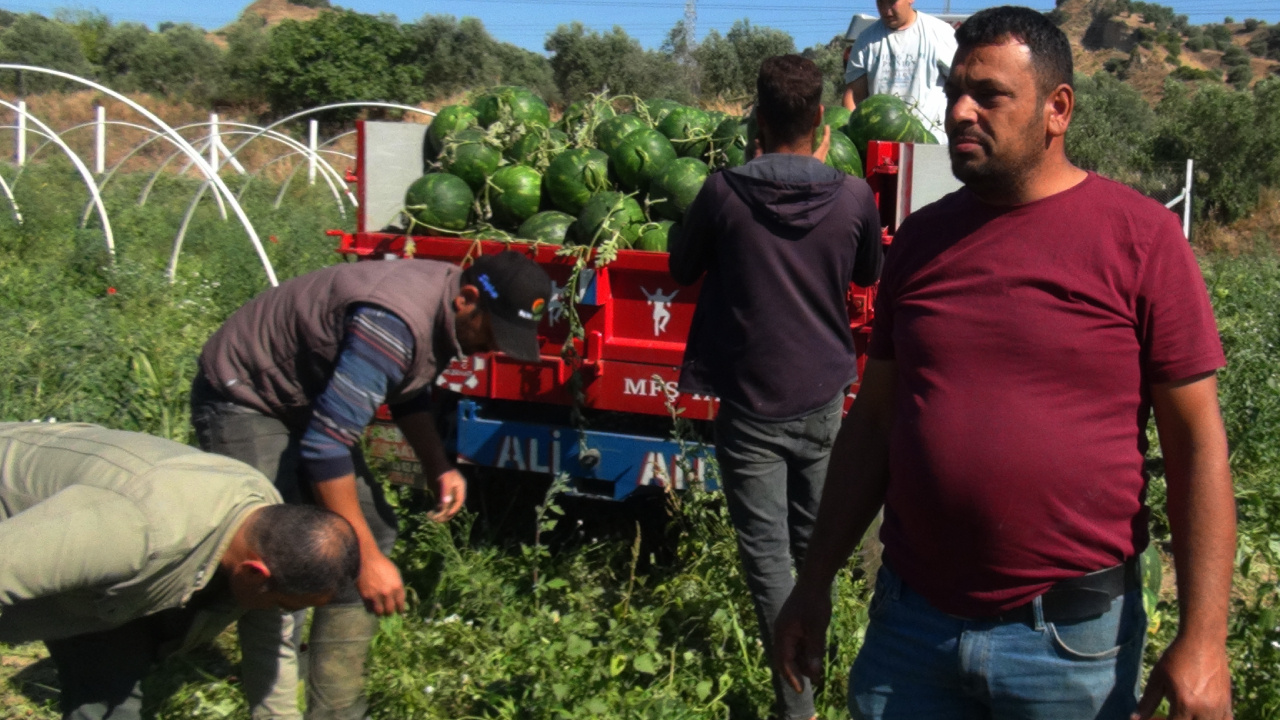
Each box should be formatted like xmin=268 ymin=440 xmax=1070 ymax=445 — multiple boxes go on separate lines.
xmin=546 ymin=280 xmax=566 ymax=326
xmin=623 ymin=377 xmax=679 ymax=401
xmin=638 ymin=452 xmax=708 ymax=491
xmin=641 ymin=286 xmax=677 ymax=336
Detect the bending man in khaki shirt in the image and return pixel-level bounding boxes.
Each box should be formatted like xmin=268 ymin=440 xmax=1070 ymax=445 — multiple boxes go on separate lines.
xmin=0 ymin=422 xmax=359 ymax=720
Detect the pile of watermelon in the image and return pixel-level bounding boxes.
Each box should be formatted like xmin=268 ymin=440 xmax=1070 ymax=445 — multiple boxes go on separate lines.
xmin=404 ymin=87 xmax=935 ymax=253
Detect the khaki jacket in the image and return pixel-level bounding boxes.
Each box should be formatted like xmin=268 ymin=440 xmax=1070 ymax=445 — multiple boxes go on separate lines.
xmin=0 ymin=422 xmax=280 ymax=644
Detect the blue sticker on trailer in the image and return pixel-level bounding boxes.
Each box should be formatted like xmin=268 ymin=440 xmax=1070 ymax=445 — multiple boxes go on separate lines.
xmin=454 ymin=400 xmax=717 ymax=500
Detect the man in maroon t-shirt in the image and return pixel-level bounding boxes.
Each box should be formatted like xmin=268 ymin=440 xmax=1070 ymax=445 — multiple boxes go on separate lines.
xmin=774 ymin=7 xmax=1235 ymax=720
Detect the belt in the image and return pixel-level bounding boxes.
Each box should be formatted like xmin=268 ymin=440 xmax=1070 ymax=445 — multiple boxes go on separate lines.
xmin=989 ymin=556 xmax=1142 ymax=625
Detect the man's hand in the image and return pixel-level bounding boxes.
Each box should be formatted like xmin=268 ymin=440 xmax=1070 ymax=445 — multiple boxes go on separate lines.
xmin=428 ymin=468 xmax=467 ymax=522
xmin=357 ymin=549 xmax=406 ymax=616
xmin=1134 ymin=636 xmax=1233 ymax=720
xmin=812 ymin=125 xmax=832 ymax=163
xmin=773 ymin=581 xmax=833 ymax=693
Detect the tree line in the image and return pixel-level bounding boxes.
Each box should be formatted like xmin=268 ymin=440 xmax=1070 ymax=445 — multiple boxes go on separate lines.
xmin=0 ymin=4 xmax=1277 ymax=222
xmin=0 ymin=8 xmax=841 ymax=117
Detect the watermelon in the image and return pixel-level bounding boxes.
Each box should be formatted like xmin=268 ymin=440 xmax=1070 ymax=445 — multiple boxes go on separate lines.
xmin=642 ymin=98 xmax=683 ymax=127
xmin=570 ymin=191 xmax=646 ymax=246
xmin=559 ymin=98 xmax=616 ymax=134
xmin=489 ymin=165 xmax=543 ymax=229
xmin=648 ymin=157 xmax=709 ymax=222
xmin=821 ymin=130 xmax=864 ymax=178
xmin=404 ymin=173 xmax=473 ymax=233
xmin=425 ymin=105 xmax=479 ymax=163
xmin=461 ymin=227 xmax=515 ymax=242
xmin=544 ymin=148 xmax=612 ymax=215
xmin=518 ymin=210 xmax=575 ymax=245
xmin=634 ymin=220 xmax=675 ymax=252
xmin=657 ymin=106 xmax=715 ymax=159
xmin=842 ymin=94 xmax=926 ymax=155
xmin=507 ymin=127 xmax=569 ymax=169
xmin=611 ymin=129 xmax=677 ymax=192
xmin=710 ymin=116 xmax=748 ymax=169
xmin=594 ymin=114 xmax=648 ymax=155
xmin=472 ymin=86 xmax=551 ymax=130
xmin=440 ymin=127 xmax=501 ymax=193
xmin=721 ymin=144 xmax=746 ymax=168
xmin=822 ymin=105 xmax=852 ymax=132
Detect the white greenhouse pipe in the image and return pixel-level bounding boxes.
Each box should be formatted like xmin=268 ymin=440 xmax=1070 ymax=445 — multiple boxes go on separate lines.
xmin=0 ymin=65 xmax=278 ymax=285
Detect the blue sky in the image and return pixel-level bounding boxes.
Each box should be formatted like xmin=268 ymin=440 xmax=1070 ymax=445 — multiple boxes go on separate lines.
xmin=4 ymin=0 xmax=1277 ymax=53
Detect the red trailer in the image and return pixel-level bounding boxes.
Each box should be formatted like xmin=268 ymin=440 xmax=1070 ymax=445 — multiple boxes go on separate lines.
xmin=334 ymin=121 xmax=959 ymax=500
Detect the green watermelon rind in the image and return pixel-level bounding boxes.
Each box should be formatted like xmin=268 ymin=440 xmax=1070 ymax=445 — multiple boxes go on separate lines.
xmin=649 ymin=157 xmax=709 ymax=222
xmin=610 ymin=129 xmax=678 ymax=193
xmin=405 ymin=173 xmax=474 ymax=233
xmin=544 ymin=148 xmax=612 ymax=215
xmin=489 ymin=165 xmax=544 ymax=229
xmin=517 ymin=210 xmax=575 ymax=245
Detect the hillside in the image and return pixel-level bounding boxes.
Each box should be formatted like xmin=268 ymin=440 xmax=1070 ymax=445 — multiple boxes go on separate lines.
xmin=233 ymin=0 xmax=327 ymax=29
xmin=1057 ymin=0 xmax=1279 ymax=101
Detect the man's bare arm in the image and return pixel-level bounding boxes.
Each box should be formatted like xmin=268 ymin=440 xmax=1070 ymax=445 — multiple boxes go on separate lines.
xmin=1135 ymin=371 xmax=1235 ymax=720
xmin=774 ymin=357 xmax=897 ymax=690
xmin=842 ymin=75 xmax=870 ymax=112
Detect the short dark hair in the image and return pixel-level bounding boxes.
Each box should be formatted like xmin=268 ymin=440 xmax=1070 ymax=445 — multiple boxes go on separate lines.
xmin=955 ymin=6 xmax=1074 ymax=97
xmin=756 ymin=54 xmax=824 ymax=147
xmin=249 ymin=505 xmax=360 ymax=597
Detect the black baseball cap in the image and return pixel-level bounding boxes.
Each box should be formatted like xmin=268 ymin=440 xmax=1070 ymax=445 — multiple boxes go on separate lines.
xmin=466 ymin=251 xmax=553 ymax=362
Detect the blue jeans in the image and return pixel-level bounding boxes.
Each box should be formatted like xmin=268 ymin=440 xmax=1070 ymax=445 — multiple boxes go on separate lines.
xmin=715 ymin=392 xmax=845 ymax=720
xmin=849 ymin=565 xmax=1146 ymax=720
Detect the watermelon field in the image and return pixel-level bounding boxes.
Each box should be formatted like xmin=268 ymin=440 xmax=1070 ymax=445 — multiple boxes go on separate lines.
xmin=1 ymin=87 xmax=1280 ymax=719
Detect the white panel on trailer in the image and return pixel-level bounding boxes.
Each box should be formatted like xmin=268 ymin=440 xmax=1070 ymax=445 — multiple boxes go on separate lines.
xmin=898 ymin=143 xmax=963 ymax=224
xmin=361 ymin=121 xmax=429 ymax=233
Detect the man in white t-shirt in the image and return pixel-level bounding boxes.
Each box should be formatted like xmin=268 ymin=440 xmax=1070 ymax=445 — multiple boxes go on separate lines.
xmin=843 ymin=0 xmax=958 ymax=139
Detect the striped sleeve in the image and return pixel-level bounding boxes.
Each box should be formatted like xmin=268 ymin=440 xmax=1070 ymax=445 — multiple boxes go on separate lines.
xmin=300 ymin=305 xmax=415 ymax=482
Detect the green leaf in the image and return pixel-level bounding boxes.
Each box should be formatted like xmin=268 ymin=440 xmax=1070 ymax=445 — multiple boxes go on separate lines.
xmin=566 ymin=634 xmax=592 ymax=658
xmin=695 ymin=679 xmax=713 ymax=701
xmin=633 ymin=652 xmax=658 ymax=674
xmin=609 ymin=653 xmax=628 ymax=676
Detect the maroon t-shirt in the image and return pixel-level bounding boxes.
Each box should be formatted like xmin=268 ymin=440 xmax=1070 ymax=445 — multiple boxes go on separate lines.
xmin=868 ymin=172 xmax=1225 ymax=617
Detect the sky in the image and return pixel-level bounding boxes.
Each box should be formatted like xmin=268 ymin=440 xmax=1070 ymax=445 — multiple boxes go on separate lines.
xmin=4 ymin=0 xmax=1279 ymax=54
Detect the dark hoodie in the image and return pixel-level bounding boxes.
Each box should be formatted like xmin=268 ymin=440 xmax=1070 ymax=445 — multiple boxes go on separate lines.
xmin=670 ymin=153 xmax=882 ymax=420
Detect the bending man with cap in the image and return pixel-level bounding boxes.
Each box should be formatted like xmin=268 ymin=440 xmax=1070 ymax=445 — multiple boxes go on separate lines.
xmin=191 ymin=250 xmax=552 ymax=719
xmin=0 ymin=421 xmax=359 ymax=720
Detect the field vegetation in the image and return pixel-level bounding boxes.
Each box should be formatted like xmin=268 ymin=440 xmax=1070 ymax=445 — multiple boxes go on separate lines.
xmin=0 ymin=0 xmax=1279 ymax=717
xmin=1 ymin=135 xmax=1279 ymax=720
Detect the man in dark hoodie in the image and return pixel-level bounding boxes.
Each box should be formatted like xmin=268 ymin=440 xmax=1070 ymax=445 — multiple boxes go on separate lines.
xmin=668 ymin=54 xmax=883 ymax=720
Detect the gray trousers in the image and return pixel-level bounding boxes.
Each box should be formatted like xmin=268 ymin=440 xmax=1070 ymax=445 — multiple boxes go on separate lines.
xmin=714 ymin=392 xmax=844 ymax=720
xmin=191 ymin=375 xmax=398 ymax=720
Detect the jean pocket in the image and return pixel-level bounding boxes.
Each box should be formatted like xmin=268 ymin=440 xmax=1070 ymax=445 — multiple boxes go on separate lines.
xmin=1047 ymin=593 xmax=1145 ymax=660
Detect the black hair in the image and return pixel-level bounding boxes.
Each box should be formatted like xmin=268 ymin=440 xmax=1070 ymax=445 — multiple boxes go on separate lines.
xmin=756 ymin=54 xmax=824 ymax=147
xmin=249 ymin=505 xmax=360 ymax=597
xmin=955 ymin=6 xmax=1074 ymax=97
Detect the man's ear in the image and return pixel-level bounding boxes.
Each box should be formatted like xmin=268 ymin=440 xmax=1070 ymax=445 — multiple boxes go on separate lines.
xmin=238 ymin=559 xmax=272 ymax=590
xmin=455 ymin=284 xmax=481 ymax=313
xmin=813 ymin=104 xmax=824 ymax=131
xmin=1045 ymin=83 xmax=1074 ymax=140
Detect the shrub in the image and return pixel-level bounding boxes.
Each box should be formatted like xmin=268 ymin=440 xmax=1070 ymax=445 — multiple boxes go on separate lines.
xmin=1245 ymin=18 xmax=1260 ymax=32
xmin=1228 ymin=63 xmax=1254 ymax=90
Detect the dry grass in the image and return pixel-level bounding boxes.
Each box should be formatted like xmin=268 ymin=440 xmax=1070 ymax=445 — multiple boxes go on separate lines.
xmin=1194 ymin=187 xmax=1280 ymax=255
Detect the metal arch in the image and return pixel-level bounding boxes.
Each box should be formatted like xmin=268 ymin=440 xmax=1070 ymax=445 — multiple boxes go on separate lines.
xmin=208 ymin=122 xmax=355 ymax=209
xmin=0 ymin=100 xmax=115 ymax=257
xmin=0 ymin=65 xmax=279 ymax=286
xmin=263 ymin=130 xmax=357 ymax=210
xmin=0 ymin=170 xmax=24 ymax=224
xmin=236 ymin=146 xmax=352 ymax=208
xmin=165 ymin=129 xmax=359 ymax=282
xmin=268 ymin=147 xmax=355 ymax=210
xmin=80 ymin=120 xmax=221 ymax=228
xmin=222 ymin=102 xmax=435 ymax=162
